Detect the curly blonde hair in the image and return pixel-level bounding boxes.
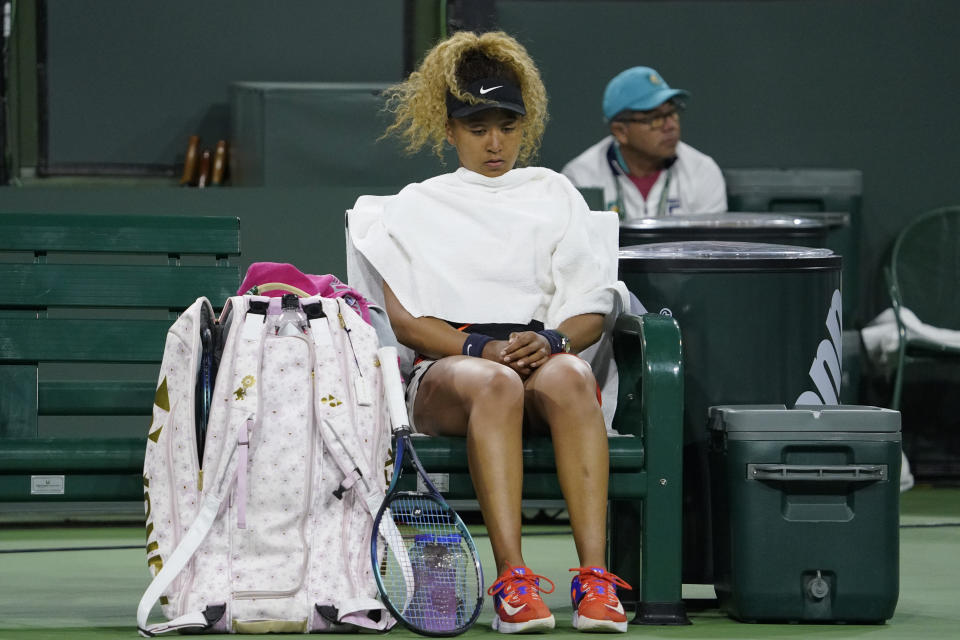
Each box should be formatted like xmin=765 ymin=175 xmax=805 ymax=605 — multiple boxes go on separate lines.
xmin=382 ymin=30 xmax=548 ymax=166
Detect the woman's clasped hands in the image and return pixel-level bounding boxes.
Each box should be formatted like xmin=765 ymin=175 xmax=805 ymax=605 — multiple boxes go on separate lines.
xmin=484 ymin=331 xmax=551 ymax=378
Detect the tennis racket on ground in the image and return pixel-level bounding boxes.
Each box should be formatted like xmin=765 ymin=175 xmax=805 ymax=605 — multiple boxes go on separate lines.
xmin=372 ymin=346 xmax=484 ymax=636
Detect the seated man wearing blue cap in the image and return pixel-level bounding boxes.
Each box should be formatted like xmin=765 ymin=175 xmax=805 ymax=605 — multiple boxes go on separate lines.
xmin=562 ymin=66 xmax=726 ymax=219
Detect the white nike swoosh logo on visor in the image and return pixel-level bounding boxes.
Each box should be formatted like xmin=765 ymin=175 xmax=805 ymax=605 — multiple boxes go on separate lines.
xmin=479 ymin=85 xmax=503 ymax=95
xmin=500 ymin=601 xmax=527 ymax=616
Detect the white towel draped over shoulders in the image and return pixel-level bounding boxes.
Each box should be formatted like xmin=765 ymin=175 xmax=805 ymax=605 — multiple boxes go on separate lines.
xmin=348 ymin=167 xmax=614 ymax=327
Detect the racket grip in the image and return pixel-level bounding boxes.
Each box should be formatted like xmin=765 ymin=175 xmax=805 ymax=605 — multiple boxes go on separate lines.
xmin=196 ymin=150 xmax=212 ymax=188
xmin=377 ymin=346 xmax=410 ymax=432
xmin=179 ymin=135 xmax=199 ymax=186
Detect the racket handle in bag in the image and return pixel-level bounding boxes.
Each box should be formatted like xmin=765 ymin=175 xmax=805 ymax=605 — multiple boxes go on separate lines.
xmin=377 ymin=347 xmax=410 ymax=433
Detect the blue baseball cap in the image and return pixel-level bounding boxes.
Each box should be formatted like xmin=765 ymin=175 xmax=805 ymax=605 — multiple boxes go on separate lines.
xmin=602 ymin=66 xmax=689 ymax=121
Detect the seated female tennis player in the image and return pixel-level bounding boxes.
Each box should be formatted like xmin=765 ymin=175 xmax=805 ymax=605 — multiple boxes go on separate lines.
xmin=348 ymin=30 xmax=630 ymax=633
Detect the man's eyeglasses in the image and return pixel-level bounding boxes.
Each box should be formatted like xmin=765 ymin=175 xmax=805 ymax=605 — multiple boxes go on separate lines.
xmin=615 ymin=102 xmax=686 ymax=130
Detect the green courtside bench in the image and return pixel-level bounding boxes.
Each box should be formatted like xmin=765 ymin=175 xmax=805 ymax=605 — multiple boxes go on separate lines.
xmin=394 ymin=312 xmax=688 ymax=624
xmin=0 ymin=211 xmax=686 ymax=624
xmin=0 ymin=213 xmax=240 ymax=503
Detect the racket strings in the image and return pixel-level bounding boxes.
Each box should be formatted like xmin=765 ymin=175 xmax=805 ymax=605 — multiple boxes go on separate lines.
xmin=375 ymin=494 xmax=481 ymax=633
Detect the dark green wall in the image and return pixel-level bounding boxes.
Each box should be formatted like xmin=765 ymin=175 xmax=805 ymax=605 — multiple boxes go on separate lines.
xmin=40 ymin=0 xmax=404 ymax=169
xmin=497 ymin=0 xmax=960 ymax=321
xmin=6 ymin=0 xmax=959 ymax=323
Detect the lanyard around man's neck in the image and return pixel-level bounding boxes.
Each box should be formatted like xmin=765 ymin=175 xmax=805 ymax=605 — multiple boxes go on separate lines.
xmin=607 ymin=141 xmax=674 ymax=219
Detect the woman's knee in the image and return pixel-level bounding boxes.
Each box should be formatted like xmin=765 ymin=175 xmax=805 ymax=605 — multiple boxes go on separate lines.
xmin=468 ymin=360 xmax=525 ymax=407
xmin=458 ymin=362 xmax=525 ymax=439
xmin=414 ymin=359 xmax=523 ymax=434
xmin=525 ymin=357 xmax=601 ymax=424
xmin=531 ymin=356 xmax=598 ymax=399
xmin=424 ymin=357 xmax=525 ymax=411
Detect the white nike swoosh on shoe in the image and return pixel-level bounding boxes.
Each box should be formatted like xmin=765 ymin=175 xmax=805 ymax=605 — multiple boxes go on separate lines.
xmin=605 ymin=601 xmax=625 ymax=615
xmin=500 ymin=600 xmax=527 ymax=616
xmin=479 ymin=85 xmax=503 ymax=95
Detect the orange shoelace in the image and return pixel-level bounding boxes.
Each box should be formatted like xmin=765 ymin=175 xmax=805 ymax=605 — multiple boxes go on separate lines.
xmin=569 ymin=567 xmax=633 ymax=595
xmin=488 ymin=564 xmax=557 ymax=597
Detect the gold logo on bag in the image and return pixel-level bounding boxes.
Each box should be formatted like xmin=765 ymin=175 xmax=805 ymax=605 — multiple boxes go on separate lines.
xmin=234 ymin=375 xmax=256 ymax=400
xmin=321 ymin=395 xmax=342 ymax=407
xmin=154 ymin=377 xmax=170 ymax=411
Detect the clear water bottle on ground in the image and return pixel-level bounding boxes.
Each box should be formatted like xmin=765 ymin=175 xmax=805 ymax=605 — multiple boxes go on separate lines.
xmin=411 ymin=533 xmax=461 ymax=631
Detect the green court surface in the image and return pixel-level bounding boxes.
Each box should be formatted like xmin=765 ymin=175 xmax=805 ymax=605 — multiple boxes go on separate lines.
xmin=0 ymin=487 xmax=957 ymax=639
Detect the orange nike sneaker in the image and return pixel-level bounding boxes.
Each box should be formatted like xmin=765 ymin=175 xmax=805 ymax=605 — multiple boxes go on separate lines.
xmin=487 ymin=564 xmax=556 ymax=633
xmin=569 ymin=566 xmax=632 ymax=632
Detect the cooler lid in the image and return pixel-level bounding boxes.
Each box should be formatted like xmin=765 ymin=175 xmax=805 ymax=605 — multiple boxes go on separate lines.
xmin=620 ymin=213 xmax=825 ymax=231
xmin=619 ymin=240 xmax=835 ymax=260
xmin=708 ymin=405 xmax=901 ymax=433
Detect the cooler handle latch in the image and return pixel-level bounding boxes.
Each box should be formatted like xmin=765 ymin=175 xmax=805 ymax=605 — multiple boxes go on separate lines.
xmin=747 ymin=463 xmax=887 ymax=482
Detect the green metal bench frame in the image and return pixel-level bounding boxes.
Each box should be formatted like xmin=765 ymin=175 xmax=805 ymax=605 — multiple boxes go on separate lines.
xmin=0 ymin=212 xmax=240 ymax=503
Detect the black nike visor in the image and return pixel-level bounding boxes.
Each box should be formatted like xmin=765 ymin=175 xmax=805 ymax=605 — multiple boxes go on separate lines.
xmin=446 ymin=77 xmax=527 ymax=119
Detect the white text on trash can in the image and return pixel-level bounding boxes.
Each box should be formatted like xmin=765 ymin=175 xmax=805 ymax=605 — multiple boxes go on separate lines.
xmin=795 ymin=289 xmax=843 ymax=406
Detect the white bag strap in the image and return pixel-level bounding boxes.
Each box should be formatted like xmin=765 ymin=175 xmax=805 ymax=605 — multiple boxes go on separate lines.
xmin=299 ymin=298 xmax=397 ymax=628
xmin=138 ymin=609 xmax=222 ymax=637
xmin=313 ymin=343 xmax=413 ymax=611
xmin=137 ymin=413 xmax=252 ymax=636
xmin=137 ymin=492 xmax=226 ymax=636
xmin=306 ymin=298 xmax=377 ymax=509
xmin=334 ymin=597 xmax=395 ymax=631
xmin=137 ymin=299 xmax=270 ymax=636
xmin=319 ymin=415 xmax=408 ymax=571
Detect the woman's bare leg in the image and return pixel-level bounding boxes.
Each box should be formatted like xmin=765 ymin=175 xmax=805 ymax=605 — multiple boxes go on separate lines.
xmin=524 ymin=355 xmax=609 ymax=568
xmin=413 ymin=356 xmax=527 ymax=573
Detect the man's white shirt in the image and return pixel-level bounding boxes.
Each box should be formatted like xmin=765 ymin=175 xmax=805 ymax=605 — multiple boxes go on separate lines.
xmin=562 ymin=137 xmax=727 ymax=219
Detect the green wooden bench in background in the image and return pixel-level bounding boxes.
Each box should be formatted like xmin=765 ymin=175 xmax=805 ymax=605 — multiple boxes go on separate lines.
xmin=0 ymin=213 xmax=240 ymax=502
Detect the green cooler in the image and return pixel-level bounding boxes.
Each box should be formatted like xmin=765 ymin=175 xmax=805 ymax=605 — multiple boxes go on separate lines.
xmin=708 ymin=405 xmax=900 ymax=623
